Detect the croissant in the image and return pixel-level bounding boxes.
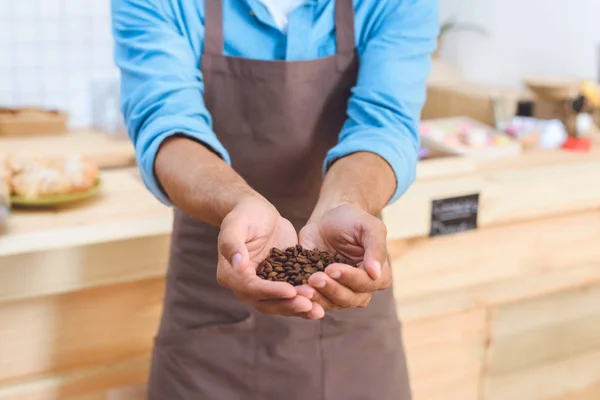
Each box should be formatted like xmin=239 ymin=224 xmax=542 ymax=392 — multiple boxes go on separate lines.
xmin=9 ymin=155 xmax=99 ymax=199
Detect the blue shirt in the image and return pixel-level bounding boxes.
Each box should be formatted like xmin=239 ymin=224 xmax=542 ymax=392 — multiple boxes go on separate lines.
xmin=112 ymin=0 xmax=439 ymax=206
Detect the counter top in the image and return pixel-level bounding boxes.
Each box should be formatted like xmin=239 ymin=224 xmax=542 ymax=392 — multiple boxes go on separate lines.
xmin=1 ymin=147 xmax=599 ymax=258
xmin=0 ymin=170 xmax=172 ymax=257
xmin=384 ymin=147 xmax=600 ymax=239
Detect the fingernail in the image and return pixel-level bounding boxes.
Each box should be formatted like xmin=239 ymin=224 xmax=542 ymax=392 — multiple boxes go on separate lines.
xmin=372 ymin=261 xmax=382 ymax=279
xmin=328 ymin=271 xmax=341 ymax=279
xmin=312 ymin=279 xmax=326 ymax=289
xmin=232 ymin=253 xmax=243 ymax=269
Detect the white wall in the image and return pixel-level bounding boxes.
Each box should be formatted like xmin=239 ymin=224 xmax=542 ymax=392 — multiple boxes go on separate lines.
xmin=0 ymin=0 xmax=118 ymax=127
xmin=439 ymin=0 xmax=600 ymax=88
xmin=2 ymin=0 xmax=598 ymax=125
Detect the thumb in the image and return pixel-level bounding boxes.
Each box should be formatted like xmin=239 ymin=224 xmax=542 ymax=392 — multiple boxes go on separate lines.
xmin=361 ymin=217 xmax=388 ymax=281
xmin=218 ymin=213 xmax=250 ymax=273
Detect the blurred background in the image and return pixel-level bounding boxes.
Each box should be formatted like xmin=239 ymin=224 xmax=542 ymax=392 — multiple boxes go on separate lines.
xmin=1 ymin=1 xmax=600 ymax=399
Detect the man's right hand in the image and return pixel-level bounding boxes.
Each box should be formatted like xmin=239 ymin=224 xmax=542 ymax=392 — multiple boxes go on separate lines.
xmin=156 ymin=138 xmax=316 ymax=318
xmin=217 ymin=196 xmax=315 ymax=317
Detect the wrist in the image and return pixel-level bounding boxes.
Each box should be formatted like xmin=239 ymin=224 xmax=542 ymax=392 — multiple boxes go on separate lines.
xmin=313 ymin=152 xmax=394 ymax=219
xmin=156 ymin=136 xmax=266 ymax=226
xmin=204 ymin=185 xmax=265 ymax=226
xmin=309 ymin=196 xmax=366 ymax=225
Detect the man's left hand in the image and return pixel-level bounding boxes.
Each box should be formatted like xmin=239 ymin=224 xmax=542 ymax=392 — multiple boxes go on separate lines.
xmin=297 ymin=202 xmax=392 ymax=319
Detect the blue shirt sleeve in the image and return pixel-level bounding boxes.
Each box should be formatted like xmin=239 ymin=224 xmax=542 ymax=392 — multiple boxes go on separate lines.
xmin=112 ymin=0 xmax=229 ymax=206
xmin=325 ymin=0 xmax=439 ymax=204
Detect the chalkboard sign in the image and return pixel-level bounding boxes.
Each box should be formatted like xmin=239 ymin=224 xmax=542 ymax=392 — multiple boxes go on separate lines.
xmin=430 ymin=194 xmax=479 ymax=237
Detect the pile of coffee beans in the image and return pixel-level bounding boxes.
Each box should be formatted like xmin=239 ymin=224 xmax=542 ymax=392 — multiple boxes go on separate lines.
xmin=256 ymin=245 xmax=353 ymax=286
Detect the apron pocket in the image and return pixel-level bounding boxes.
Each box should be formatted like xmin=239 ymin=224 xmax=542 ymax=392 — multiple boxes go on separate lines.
xmin=148 ymin=315 xmax=256 ymax=400
xmin=322 ymin=317 xmax=411 ymax=400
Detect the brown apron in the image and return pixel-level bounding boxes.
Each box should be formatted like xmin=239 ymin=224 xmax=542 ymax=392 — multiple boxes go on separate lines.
xmin=148 ymin=0 xmax=411 ymax=398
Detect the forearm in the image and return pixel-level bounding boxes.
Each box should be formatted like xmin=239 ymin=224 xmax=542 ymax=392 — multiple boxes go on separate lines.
xmin=312 ymin=152 xmax=396 ymax=219
xmin=155 ymin=137 xmax=262 ymax=227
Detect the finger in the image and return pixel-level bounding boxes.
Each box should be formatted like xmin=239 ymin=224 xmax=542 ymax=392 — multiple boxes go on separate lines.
xmin=234 ymin=276 xmax=297 ymax=301
xmin=218 ymin=213 xmax=250 ymax=272
xmin=359 ymin=217 xmax=388 ymax=280
xmin=304 ymin=303 xmax=326 ymax=320
xmin=255 ymin=296 xmax=313 ymax=316
xmin=325 ymin=263 xmax=391 ymax=293
xmin=296 ymin=284 xmax=339 ymax=312
xmin=307 ymin=272 xmax=370 ymax=309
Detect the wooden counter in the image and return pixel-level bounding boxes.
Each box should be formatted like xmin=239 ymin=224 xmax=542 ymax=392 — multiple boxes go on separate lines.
xmin=0 ymin=148 xmax=599 ymax=399
xmin=0 ymin=130 xmax=136 ymax=170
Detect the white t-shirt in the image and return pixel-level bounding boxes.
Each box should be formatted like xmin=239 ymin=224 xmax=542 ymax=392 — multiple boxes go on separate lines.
xmin=257 ymin=0 xmax=308 ymax=32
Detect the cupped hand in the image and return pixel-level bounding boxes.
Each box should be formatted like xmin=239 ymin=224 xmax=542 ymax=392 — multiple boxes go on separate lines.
xmin=217 ymin=196 xmax=314 ymax=317
xmin=297 ymin=202 xmax=392 ymax=318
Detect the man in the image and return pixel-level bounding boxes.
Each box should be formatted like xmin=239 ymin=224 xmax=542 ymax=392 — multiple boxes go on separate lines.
xmin=112 ymin=0 xmax=438 ymax=398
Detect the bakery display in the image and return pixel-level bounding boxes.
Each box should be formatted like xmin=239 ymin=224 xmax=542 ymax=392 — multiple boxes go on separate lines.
xmin=6 ymin=154 xmax=100 ymax=200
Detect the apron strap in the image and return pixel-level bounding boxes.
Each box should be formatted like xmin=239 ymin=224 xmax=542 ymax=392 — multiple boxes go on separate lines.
xmin=204 ymin=0 xmax=355 ymax=56
xmin=335 ymin=0 xmax=356 ymax=54
xmin=204 ymin=0 xmax=224 ymax=56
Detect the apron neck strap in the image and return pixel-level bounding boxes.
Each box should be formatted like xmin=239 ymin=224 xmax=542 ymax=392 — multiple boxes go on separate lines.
xmin=334 ymin=0 xmax=356 ymax=54
xmin=204 ymin=0 xmax=356 ymax=56
xmin=204 ymin=0 xmax=224 ymax=56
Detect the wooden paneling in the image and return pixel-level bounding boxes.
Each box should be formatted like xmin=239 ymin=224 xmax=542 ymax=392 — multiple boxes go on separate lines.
xmin=392 ymin=210 xmax=600 ymax=321
xmin=0 ymin=356 xmax=149 ymax=400
xmin=485 ymin=348 xmax=600 ymax=400
xmin=545 ymin=382 xmax=600 ymax=400
xmin=403 ymin=309 xmax=487 ymax=400
xmin=0 ymin=236 xmax=169 ymax=302
xmin=489 ymin=285 xmax=600 ymax=374
xmin=484 ymin=284 xmax=600 ymax=400
xmin=0 ymin=278 xmax=164 ymax=386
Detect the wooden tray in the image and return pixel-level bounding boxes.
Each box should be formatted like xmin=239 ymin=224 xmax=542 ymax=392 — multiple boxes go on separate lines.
xmin=0 ymin=108 xmax=68 ymax=136
xmin=420 ymin=117 xmax=522 ymax=159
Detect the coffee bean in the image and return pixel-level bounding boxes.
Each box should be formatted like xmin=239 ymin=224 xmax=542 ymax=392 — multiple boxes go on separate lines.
xmin=256 ymin=245 xmax=356 ymax=286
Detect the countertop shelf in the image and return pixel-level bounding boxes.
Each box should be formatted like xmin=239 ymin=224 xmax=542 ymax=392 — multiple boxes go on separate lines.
xmin=2 ymin=147 xmax=600 ymax=257
xmin=0 ymin=170 xmax=172 ymax=257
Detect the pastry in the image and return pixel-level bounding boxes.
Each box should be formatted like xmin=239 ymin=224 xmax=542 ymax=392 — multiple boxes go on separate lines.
xmin=8 ymin=155 xmax=99 ymax=199
xmin=0 ymin=154 xmax=10 ymax=203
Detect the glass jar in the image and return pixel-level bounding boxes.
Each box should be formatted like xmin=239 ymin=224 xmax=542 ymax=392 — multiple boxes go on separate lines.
xmin=0 ymin=155 xmax=10 ymax=231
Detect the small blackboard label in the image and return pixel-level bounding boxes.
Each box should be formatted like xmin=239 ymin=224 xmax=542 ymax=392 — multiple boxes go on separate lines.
xmin=430 ymin=194 xmax=479 ymax=237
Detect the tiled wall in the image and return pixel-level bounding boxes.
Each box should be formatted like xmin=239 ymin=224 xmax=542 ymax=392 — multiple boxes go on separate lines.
xmin=0 ymin=0 xmax=119 ymax=127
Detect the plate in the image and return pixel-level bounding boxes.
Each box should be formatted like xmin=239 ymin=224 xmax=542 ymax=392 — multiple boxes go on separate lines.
xmin=10 ymin=179 xmax=102 ymax=207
